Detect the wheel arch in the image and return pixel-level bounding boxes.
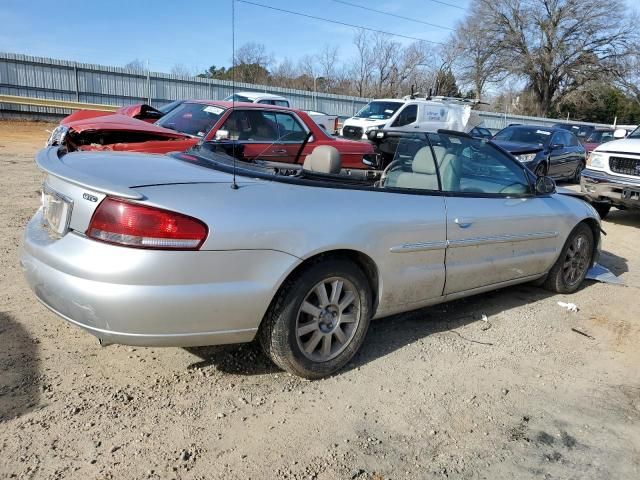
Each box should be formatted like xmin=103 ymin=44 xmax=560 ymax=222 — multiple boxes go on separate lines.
xmin=579 ymin=217 xmax=601 ymax=267
xmin=266 ymin=249 xmax=380 ymax=320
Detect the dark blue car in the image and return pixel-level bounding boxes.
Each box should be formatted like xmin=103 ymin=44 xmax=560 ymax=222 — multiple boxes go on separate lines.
xmin=491 ymin=125 xmax=586 ymax=182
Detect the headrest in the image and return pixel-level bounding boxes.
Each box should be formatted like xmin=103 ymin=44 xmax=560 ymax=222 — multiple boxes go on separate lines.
xmin=303 ymin=145 xmax=342 ymax=174
xmin=412 ymin=146 xmax=437 ymax=174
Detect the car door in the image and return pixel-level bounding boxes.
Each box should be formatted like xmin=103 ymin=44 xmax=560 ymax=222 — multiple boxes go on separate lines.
xmin=267 ymin=111 xmax=311 ymax=163
xmin=215 ymin=109 xmax=284 ymax=161
xmin=375 ymin=135 xmax=447 ymax=311
xmin=566 ymin=132 xmax=585 ymax=176
xmin=428 ymin=132 xmax=567 ymax=295
xmin=547 ymin=132 xmax=572 ymax=178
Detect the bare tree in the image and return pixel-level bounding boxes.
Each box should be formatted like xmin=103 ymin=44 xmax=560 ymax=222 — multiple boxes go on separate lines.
xmin=170 ymin=64 xmax=194 ymax=77
xmin=452 ymin=8 xmax=508 ymax=101
xmin=124 ymin=59 xmax=145 ymax=71
xmin=317 ymin=45 xmax=340 ymax=92
xmin=473 ymin=0 xmax=638 ymax=115
xmin=233 ymin=42 xmax=273 ymax=69
xmin=270 ymin=58 xmax=299 ymax=89
xmin=349 ymin=30 xmax=375 ymax=97
xmin=614 ymin=50 xmax=640 ymax=105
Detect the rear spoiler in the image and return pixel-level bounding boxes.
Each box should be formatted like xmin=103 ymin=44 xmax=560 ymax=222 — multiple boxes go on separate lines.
xmin=35 ymin=147 xmax=144 ymax=200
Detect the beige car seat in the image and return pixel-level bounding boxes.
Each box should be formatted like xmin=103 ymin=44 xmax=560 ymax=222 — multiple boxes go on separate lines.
xmin=385 ymin=146 xmax=439 ymax=190
xmin=303 ymin=146 xmax=342 ymax=174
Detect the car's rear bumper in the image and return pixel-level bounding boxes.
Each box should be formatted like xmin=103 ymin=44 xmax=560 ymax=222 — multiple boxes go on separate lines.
xmin=580 ymin=168 xmax=640 ymax=209
xmin=21 ymin=211 xmax=300 ymax=347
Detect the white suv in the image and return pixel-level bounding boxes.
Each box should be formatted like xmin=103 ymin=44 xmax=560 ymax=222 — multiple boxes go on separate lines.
xmin=581 ymin=127 xmax=640 ymax=218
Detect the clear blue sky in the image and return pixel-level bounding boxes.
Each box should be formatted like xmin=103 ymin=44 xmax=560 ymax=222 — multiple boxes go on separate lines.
xmin=0 ymin=0 xmax=471 ymax=73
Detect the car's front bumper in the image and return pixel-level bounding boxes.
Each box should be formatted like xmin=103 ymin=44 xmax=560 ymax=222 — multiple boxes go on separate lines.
xmin=21 ymin=211 xmax=300 ymax=347
xmin=580 ymin=168 xmax=640 ymax=209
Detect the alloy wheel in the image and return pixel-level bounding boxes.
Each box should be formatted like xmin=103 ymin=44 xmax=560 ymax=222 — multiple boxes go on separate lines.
xmin=295 ymin=277 xmax=361 ymax=362
xmin=562 ymin=233 xmax=590 ymax=287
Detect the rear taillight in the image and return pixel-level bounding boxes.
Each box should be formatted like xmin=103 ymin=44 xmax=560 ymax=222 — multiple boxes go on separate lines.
xmin=87 ymin=197 xmax=208 ymax=250
xmin=333 ymin=117 xmax=339 ymax=133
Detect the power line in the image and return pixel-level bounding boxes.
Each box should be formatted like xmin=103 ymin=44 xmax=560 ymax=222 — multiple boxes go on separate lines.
xmin=428 ymin=0 xmax=466 ymax=10
xmin=235 ymin=0 xmax=445 ymax=45
xmin=331 ymin=0 xmax=455 ymax=31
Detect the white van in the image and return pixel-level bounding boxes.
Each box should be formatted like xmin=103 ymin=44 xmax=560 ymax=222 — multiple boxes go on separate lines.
xmin=341 ymin=96 xmax=480 ymax=140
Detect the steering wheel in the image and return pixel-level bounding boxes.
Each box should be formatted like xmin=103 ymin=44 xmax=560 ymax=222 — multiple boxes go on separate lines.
xmin=379 ymin=159 xmax=406 ymax=186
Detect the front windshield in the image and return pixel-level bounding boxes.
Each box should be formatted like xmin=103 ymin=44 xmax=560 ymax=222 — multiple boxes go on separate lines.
xmin=224 ymin=94 xmax=254 ymax=103
xmin=586 ymin=130 xmax=613 ymax=144
xmin=493 ymin=127 xmax=552 ymax=146
xmin=355 ymin=101 xmax=403 ymax=120
xmin=155 ymin=102 xmax=225 ymax=137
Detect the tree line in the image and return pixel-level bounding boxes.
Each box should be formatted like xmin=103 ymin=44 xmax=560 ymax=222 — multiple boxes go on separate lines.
xmin=131 ymin=0 xmax=640 ymax=123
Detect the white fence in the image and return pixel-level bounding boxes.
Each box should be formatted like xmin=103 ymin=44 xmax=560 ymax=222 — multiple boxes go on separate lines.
xmin=0 ymin=52 xmax=610 ymax=130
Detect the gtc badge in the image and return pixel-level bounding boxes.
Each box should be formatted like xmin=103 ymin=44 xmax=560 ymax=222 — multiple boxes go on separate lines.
xmin=83 ymin=193 xmax=98 ymax=202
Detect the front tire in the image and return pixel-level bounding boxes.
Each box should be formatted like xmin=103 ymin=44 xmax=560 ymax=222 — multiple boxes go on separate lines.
xmin=259 ymin=259 xmax=372 ymax=379
xmin=544 ymin=223 xmax=594 ymax=294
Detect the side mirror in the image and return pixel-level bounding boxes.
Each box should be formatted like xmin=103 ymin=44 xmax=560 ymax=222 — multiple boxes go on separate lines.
xmin=362 ymin=153 xmax=380 ymax=169
xmin=613 ymin=128 xmax=627 ymax=139
xmin=535 ymin=175 xmax=556 ymax=195
xmin=215 ymin=129 xmax=230 ymax=141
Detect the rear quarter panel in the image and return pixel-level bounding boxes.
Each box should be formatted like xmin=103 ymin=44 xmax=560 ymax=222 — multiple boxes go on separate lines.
xmin=135 ymin=180 xmax=447 ymax=318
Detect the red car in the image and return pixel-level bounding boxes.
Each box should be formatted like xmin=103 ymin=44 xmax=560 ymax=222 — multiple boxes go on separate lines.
xmin=48 ymin=100 xmax=373 ymax=169
xmin=582 ymin=128 xmax=630 ymax=154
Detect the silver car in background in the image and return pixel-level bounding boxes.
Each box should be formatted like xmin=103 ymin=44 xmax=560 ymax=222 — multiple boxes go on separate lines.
xmin=21 ymin=131 xmax=601 ymax=378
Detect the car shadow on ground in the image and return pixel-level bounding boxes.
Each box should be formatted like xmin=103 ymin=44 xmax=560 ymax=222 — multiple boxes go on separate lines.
xmin=598 ymin=249 xmax=629 ymax=277
xmin=0 ymin=311 xmax=40 ymax=422
xmin=185 ymin=279 xmax=608 ymax=378
xmin=602 ymin=209 xmax=640 ymax=228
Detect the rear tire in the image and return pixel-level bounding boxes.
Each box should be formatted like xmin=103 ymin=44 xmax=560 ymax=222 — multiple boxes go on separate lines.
xmin=259 ymin=258 xmax=372 ymax=379
xmin=571 ymin=161 xmax=585 ymax=183
xmin=543 ymin=223 xmax=594 ymax=294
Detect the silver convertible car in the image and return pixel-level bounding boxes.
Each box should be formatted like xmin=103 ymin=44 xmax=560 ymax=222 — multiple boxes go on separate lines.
xmin=22 ymin=131 xmax=601 ymax=378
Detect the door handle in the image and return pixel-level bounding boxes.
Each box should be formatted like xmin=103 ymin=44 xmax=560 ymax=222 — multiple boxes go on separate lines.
xmin=454 ymin=217 xmax=474 ymax=228
xmin=272 ymin=149 xmax=287 ymax=154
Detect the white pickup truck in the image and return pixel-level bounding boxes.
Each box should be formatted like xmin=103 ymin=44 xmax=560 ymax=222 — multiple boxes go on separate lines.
xmin=581 ymin=126 xmax=640 ymax=218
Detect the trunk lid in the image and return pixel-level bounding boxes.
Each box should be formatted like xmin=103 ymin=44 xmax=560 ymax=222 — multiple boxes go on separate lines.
xmin=35 ymin=147 xmax=243 ymax=236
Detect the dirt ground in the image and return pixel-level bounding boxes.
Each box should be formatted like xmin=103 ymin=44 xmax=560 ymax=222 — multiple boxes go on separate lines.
xmin=1 ymin=120 xmax=639 ymax=480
